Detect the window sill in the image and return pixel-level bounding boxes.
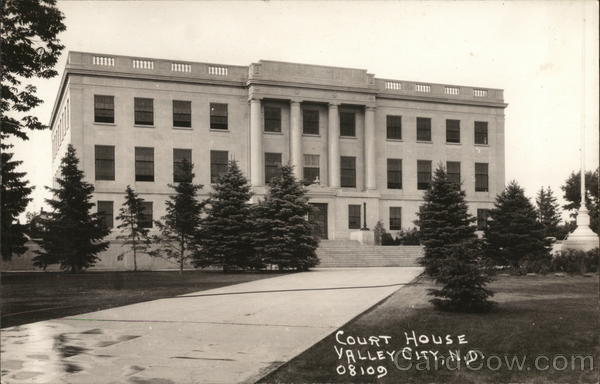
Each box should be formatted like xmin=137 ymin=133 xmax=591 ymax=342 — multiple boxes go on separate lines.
xmin=340 ymin=136 xmax=358 ymax=140
xmin=416 ymin=140 xmax=432 ymax=144
xmin=446 ymin=142 xmax=462 ymax=146
xmin=386 ymin=138 xmax=403 ymax=142
xmin=94 ymin=122 xmax=116 ymax=126
xmin=134 ymin=124 xmax=155 ymax=128
xmin=474 ymin=143 xmax=490 ymax=147
xmin=264 ymin=131 xmax=283 ymax=135
xmin=210 ymin=129 xmax=230 ymax=133
xmin=475 ymin=190 xmax=490 ymax=193
xmin=302 ymin=133 xmax=321 ymax=138
xmin=173 ymin=126 xmax=192 ymax=131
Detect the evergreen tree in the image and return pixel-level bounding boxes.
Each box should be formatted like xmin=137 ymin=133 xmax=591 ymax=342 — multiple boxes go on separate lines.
xmin=561 ymin=168 xmax=599 ymax=234
xmin=416 ymin=165 xmax=476 ymax=277
xmin=429 ymin=240 xmax=494 ymax=312
xmin=485 ymin=181 xmax=549 ymax=268
xmin=150 ymin=160 xmax=203 ymax=274
xmin=34 ymin=145 xmax=109 ymax=272
xmin=252 ymin=165 xmax=319 ymax=271
xmin=1 ymin=152 xmax=33 ymax=260
xmin=116 ymin=185 xmax=151 ymax=271
xmin=194 ymin=161 xmax=254 ymax=271
xmin=535 ymin=186 xmax=561 ymax=239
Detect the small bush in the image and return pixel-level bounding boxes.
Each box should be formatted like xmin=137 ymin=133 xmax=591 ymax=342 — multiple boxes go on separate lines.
xmin=396 ymin=228 xmax=421 ymax=245
xmin=381 ymin=232 xmax=396 ymax=246
xmin=551 ymin=248 xmax=599 ymax=274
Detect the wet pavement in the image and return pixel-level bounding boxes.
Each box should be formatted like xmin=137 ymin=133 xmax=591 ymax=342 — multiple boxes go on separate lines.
xmin=1 ymin=267 xmax=423 ymax=383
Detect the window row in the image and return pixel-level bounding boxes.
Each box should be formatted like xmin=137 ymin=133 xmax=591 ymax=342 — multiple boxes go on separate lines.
xmin=93 ymin=96 xmax=489 ymax=144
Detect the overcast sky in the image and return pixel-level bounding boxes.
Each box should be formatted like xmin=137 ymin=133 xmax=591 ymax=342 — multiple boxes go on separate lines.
xmin=9 ymin=0 xmax=599 ymax=220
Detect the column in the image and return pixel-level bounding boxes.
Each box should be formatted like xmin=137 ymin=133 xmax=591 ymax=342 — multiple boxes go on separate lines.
xmin=364 ymin=106 xmax=376 ymax=190
xmin=328 ymin=103 xmax=340 ymax=188
xmin=249 ymin=98 xmax=263 ymax=186
xmin=290 ymin=100 xmax=302 ymax=180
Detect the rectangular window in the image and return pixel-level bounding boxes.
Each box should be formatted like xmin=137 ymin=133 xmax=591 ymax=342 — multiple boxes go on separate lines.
xmin=264 ymin=106 xmax=282 ymax=132
xmin=303 ymin=154 xmax=320 ymax=185
xmin=139 ymin=202 xmax=153 ymax=229
xmin=340 ymin=156 xmax=356 ymax=188
xmin=340 ymin=112 xmax=356 ymax=137
xmin=265 ymin=152 xmax=282 ymax=183
xmin=134 ymin=97 xmax=154 ymax=126
xmin=97 ymin=201 xmax=114 ymax=229
xmin=475 ymin=162 xmax=489 ymax=192
xmin=417 ymin=117 xmax=432 ymax=141
xmin=173 ymin=148 xmax=192 ymax=183
xmin=95 ymin=145 xmax=115 ymax=181
xmin=447 ymin=161 xmax=461 ymax=186
xmin=389 ymin=207 xmax=402 ymax=231
xmin=210 ymin=150 xmax=228 ymax=183
xmin=135 ymin=147 xmax=154 ymax=182
xmin=386 ymin=115 xmax=402 ymax=140
xmin=173 ymin=100 xmax=191 ymax=128
xmin=417 ymin=160 xmax=432 ymax=190
xmin=475 ymin=121 xmax=488 ymax=145
xmin=387 ymin=158 xmax=402 ymax=189
xmin=94 ymin=95 xmax=114 ymax=124
xmin=477 ymin=209 xmax=491 ymax=230
xmin=210 ymin=103 xmax=228 ymax=130
xmin=303 ymin=109 xmax=319 ymax=135
xmin=446 ymin=119 xmax=461 ymax=143
xmin=348 ymin=205 xmax=361 ymax=229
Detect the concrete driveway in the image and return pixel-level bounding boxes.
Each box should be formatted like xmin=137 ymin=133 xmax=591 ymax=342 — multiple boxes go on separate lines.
xmin=1 ymin=267 xmax=423 ymax=384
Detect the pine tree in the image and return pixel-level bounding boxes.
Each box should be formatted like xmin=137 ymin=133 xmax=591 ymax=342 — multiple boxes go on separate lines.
xmin=535 ymin=186 xmax=561 ymax=239
xmin=252 ymin=165 xmax=319 ymax=271
xmin=429 ymin=240 xmax=494 ymax=312
xmin=150 ymin=160 xmax=203 ymax=274
xmin=193 ymin=161 xmax=254 ymax=271
xmin=116 ymin=185 xmax=151 ymax=271
xmin=416 ymin=165 xmax=477 ymax=277
xmin=485 ymin=181 xmax=549 ymax=268
xmin=1 ymin=152 xmax=33 ymax=260
xmin=34 ymin=145 xmax=109 ymax=272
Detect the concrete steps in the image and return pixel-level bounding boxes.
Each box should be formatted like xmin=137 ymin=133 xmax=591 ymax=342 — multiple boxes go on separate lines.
xmin=316 ymin=240 xmax=423 ymax=268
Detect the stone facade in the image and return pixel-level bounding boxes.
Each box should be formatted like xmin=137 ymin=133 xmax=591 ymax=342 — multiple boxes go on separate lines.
xmin=50 ymin=52 xmax=507 ymax=242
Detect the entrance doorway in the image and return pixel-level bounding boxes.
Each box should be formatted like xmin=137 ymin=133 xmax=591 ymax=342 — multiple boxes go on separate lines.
xmin=308 ymin=203 xmax=328 ymax=239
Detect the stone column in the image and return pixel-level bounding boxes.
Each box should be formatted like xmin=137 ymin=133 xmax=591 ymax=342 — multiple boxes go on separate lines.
xmin=328 ymin=103 xmax=340 ymax=188
xmin=290 ymin=100 xmax=302 ymax=180
xmin=364 ymin=106 xmax=376 ymax=190
xmin=249 ymin=98 xmax=263 ymax=186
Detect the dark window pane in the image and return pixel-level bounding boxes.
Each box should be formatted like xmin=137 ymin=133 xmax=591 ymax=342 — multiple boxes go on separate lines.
xmin=389 ymin=207 xmax=402 ymax=230
xmin=303 ymin=109 xmax=319 ymax=135
xmin=139 ymin=202 xmax=153 ymax=228
xmin=340 ymin=112 xmax=356 ymax=137
xmin=447 ymin=161 xmax=461 ymax=186
xmin=477 ymin=209 xmax=490 ymax=230
xmin=173 ymin=100 xmax=191 ymax=128
xmin=210 ymin=150 xmax=228 ymax=183
xmin=303 ymin=154 xmax=320 ymax=185
xmin=446 ymin=119 xmax=460 ymax=143
xmin=210 ymin=103 xmax=228 ymax=130
xmin=173 ymin=148 xmax=192 ymax=182
xmin=340 ymin=156 xmax=356 ymax=188
xmin=387 ymin=158 xmax=402 ymax=189
xmin=475 ymin=162 xmax=489 ymax=192
xmin=265 ymin=152 xmax=282 ymax=183
xmin=95 ymin=145 xmax=115 ymax=180
xmin=135 ymin=147 xmax=154 ymax=182
xmin=348 ymin=205 xmax=361 ymax=229
xmin=264 ymin=107 xmax=281 ymax=132
xmin=417 ymin=117 xmax=431 ymax=141
xmin=94 ymin=95 xmax=114 ymax=123
xmin=417 ymin=160 xmax=432 ymax=190
xmin=386 ymin=115 xmax=402 ymax=140
xmin=475 ymin=121 xmax=488 ymax=145
xmin=97 ymin=201 xmax=114 ymax=229
xmin=134 ymin=98 xmax=154 ymax=126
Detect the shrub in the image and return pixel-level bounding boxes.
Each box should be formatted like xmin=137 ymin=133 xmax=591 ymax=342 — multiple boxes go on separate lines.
xmin=396 ymin=228 xmax=421 ymax=245
xmin=381 ymin=232 xmax=396 ymax=246
xmin=551 ymin=248 xmax=599 ymax=274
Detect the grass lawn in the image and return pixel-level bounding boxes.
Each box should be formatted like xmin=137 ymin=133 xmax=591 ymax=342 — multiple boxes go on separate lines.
xmin=261 ymin=274 xmax=599 ymax=384
xmin=1 ymin=270 xmax=282 ymax=328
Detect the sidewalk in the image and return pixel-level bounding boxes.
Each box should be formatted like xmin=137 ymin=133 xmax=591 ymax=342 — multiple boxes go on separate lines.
xmin=1 ymin=267 xmax=422 ymax=384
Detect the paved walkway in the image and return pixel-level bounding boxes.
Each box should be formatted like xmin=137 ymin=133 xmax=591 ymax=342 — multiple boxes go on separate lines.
xmin=1 ymin=267 xmax=422 ymax=384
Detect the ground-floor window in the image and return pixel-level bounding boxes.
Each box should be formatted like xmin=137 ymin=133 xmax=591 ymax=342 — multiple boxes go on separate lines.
xmin=348 ymin=204 xmax=361 ymax=229
xmin=477 ymin=208 xmax=490 ymax=230
xmin=140 ymin=202 xmax=153 ymax=228
xmin=97 ymin=201 xmax=114 ymax=229
xmin=389 ymin=207 xmax=402 ymax=230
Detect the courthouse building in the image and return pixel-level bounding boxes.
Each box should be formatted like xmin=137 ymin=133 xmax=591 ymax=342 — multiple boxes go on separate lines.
xmin=50 ymin=52 xmax=507 ymax=241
